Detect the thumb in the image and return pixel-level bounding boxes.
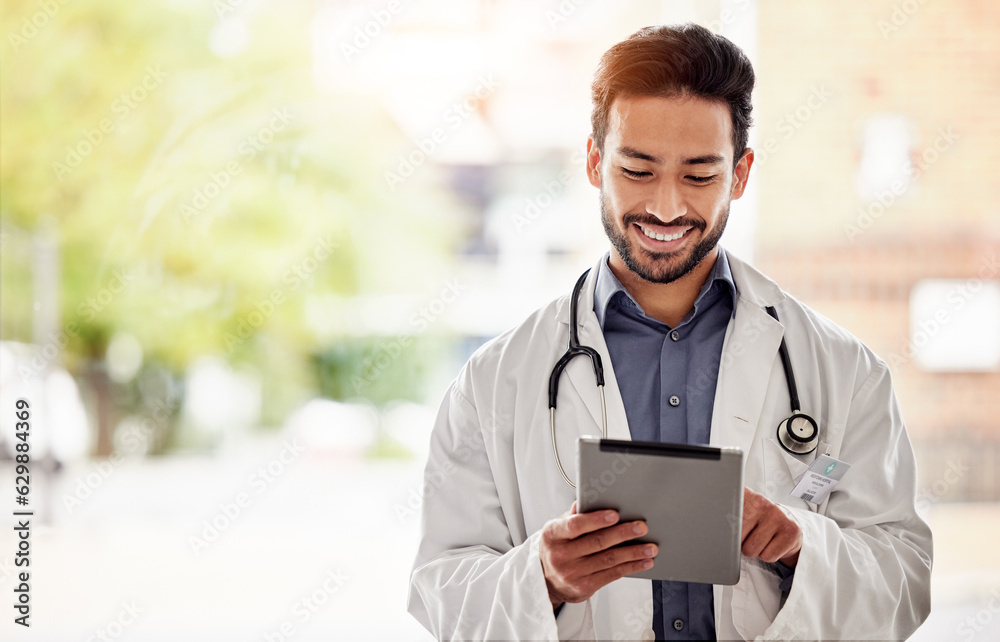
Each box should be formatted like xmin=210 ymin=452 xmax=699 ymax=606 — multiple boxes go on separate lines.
xmin=570 ymin=500 xmax=578 ymax=515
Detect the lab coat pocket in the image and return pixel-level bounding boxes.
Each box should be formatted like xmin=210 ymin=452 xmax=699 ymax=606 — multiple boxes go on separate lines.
xmin=760 ymin=437 xmax=814 ymax=510
xmin=731 ymin=555 xmax=784 ymax=641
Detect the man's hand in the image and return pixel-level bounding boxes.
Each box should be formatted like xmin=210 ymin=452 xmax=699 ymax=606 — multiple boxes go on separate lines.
xmin=539 ymin=502 xmax=657 ymax=609
xmin=741 ymin=487 xmax=802 ymax=567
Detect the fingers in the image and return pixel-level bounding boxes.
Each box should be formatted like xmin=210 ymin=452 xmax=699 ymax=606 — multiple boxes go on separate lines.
xmin=564 ymin=519 xmax=650 ymax=560
xmin=740 ymin=487 xmax=802 ymax=564
xmin=577 ymin=556 xmax=656 ymax=596
xmin=743 ymin=524 xmax=799 ymax=563
xmin=759 ymin=536 xmax=799 ymax=564
xmin=544 ymin=542 xmax=656 ymax=603
xmin=548 ymin=540 xmax=656 ymax=585
xmin=546 ymin=508 xmax=619 ymax=542
xmin=759 ymin=516 xmax=802 ymax=563
xmin=543 ymin=510 xmax=650 ymax=562
xmin=741 ymin=522 xmax=776 ymax=560
xmin=576 ymin=541 xmax=658 ymax=578
xmin=540 ymin=507 xmax=656 ymax=606
xmin=741 ymin=486 xmax=763 ymax=541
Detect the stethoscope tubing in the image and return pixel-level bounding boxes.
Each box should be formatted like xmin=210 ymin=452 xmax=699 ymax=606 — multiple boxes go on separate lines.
xmin=548 ymin=269 xmax=608 ymax=488
xmin=548 ymin=268 xmax=818 ymax=488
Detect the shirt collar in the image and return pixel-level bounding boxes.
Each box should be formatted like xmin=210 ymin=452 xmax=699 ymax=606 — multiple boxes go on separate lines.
xmin=593 ymin=246 xmax=737 ymax=329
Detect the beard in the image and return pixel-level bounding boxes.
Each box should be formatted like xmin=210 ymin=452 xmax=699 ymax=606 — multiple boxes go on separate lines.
xmin=600 ymin=190 xmax=729 ymax=284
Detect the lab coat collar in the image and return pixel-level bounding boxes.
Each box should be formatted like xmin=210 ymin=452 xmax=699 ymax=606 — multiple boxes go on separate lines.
xmin=554 ymin=255 xmax=602 ymax=329
xmin=726 ymin=250 xmax=786 ymax=309
xmin=551 ymin=248 xmax=789 ymax=454
xmin=592 ymin=247 xmax=738 ymax=329
xmin=554 ymin=247 xmax=786 ymax=328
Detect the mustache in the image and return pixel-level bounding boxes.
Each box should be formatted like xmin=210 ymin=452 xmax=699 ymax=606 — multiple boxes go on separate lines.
xmin=621 ymin=213 xmax=706 ymax=231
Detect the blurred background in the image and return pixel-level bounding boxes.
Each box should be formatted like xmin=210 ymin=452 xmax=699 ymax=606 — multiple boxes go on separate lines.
xmin=1 ymin=0 xmax=998 ymax=639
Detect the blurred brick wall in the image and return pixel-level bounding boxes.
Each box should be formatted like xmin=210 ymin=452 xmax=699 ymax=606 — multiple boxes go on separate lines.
xmin=754 ymin=0 xmax=1000 ymax=500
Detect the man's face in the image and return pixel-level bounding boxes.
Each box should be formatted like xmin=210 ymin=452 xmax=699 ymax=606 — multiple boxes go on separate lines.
xmin=586 ymin=94 xmax=753 ymax=284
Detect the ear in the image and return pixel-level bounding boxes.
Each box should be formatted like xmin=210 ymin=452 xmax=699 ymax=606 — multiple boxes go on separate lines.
xmin=586 ymin=136 xmax=602 ymax=188
xmin=730 ymin=147 xmax=754 ymax=200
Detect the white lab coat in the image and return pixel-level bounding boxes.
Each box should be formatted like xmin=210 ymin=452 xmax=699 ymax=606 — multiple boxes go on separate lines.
xmin=407 ymin=251 xmax=932 ymax=641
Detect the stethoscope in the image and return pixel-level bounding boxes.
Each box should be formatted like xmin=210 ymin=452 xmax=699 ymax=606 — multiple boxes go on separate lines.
xmin=548 ymin=269 xmax=819 ymax=488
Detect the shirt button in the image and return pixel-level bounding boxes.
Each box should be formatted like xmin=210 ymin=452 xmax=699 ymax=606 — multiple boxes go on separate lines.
xmin=641 ymin=628 xmax=655 ymax=640
xmin=673 ymin=618 xmax=684 ymax=631
xmin=670 ymin=330 xmax=680 ymax=341
xmin=669 ymin=395 xmax=680 ymax=407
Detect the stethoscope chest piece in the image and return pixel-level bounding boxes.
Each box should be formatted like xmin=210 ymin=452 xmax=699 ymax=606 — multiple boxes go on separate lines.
xmin=777 ymin=412 xmax=819 ymax=455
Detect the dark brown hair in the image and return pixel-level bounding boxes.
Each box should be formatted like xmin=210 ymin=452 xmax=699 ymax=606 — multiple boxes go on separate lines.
xmin=591 ymin=24 xmax=755 ymax=167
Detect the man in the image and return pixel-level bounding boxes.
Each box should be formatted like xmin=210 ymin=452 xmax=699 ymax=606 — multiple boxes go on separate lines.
xmin=408 ymin=24 xmax=932 ymax=640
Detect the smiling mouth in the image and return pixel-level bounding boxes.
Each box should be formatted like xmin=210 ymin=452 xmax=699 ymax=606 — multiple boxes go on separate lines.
xmin=635 ymin=223 xmax=689 ymax=242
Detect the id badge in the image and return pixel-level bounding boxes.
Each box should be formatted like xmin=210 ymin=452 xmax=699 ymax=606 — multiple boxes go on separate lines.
xmin=790 ymin=455 xmax=850 ymax=504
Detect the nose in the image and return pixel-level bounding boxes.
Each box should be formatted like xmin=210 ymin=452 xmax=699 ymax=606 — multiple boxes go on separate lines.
xmin=646 ymin=178 xmax=687 ymax=222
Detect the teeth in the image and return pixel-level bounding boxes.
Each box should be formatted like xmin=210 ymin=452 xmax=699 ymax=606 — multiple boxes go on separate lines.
xmin=639 ymin=225 xmax=686 ymax=242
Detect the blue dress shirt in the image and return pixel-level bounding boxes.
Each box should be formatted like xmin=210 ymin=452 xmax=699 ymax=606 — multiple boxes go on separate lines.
xmin=594 ymin=248 xmax=735 ymax=641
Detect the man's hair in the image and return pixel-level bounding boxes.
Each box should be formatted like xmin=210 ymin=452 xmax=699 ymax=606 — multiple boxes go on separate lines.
xmin=590 ymin=23 xmax=755 ymax=167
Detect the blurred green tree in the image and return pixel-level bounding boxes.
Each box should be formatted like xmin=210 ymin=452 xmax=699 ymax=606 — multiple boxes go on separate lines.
xmin=1 ymin=0 xmax=462 ymax=454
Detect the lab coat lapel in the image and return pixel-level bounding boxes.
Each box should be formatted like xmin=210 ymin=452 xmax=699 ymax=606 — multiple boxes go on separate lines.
xmin=710 ymin=300 xmax=783 ymax=455
xmin=710 ymin=255 xmax=786 ymax=455
xmin=556 ymin=251 xmax=786 ymax=450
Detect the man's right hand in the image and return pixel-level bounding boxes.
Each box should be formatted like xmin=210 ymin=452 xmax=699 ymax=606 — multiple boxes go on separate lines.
xmin=539 ymin=501 xmax=658 ymax=609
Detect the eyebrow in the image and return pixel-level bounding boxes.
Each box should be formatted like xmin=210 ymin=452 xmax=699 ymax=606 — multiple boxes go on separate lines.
xmin=617 ymin=146 xmax=726 ymax=166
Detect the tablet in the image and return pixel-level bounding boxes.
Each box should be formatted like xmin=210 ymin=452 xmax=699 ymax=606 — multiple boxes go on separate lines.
xmin=576 ymin=437 xmax=744 ymax=585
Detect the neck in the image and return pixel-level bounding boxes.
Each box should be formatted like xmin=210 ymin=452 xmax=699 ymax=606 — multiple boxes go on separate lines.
xmin=608 ymin=247 xmax=719 ymax=327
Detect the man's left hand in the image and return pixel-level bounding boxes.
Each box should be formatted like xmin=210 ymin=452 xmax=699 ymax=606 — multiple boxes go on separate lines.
xmin=741 ymin=487 xmax=802 ymax=568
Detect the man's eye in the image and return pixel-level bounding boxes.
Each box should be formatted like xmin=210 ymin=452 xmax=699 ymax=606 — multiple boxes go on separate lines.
xmin=621 ymin=168 xmax=650 ymax=178
xmin=687 ymin=175 xmax=717 ymax=183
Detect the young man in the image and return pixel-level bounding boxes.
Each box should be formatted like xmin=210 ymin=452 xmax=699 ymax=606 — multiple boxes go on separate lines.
xmin=408 ymin=24 xmax=932 ymax=640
